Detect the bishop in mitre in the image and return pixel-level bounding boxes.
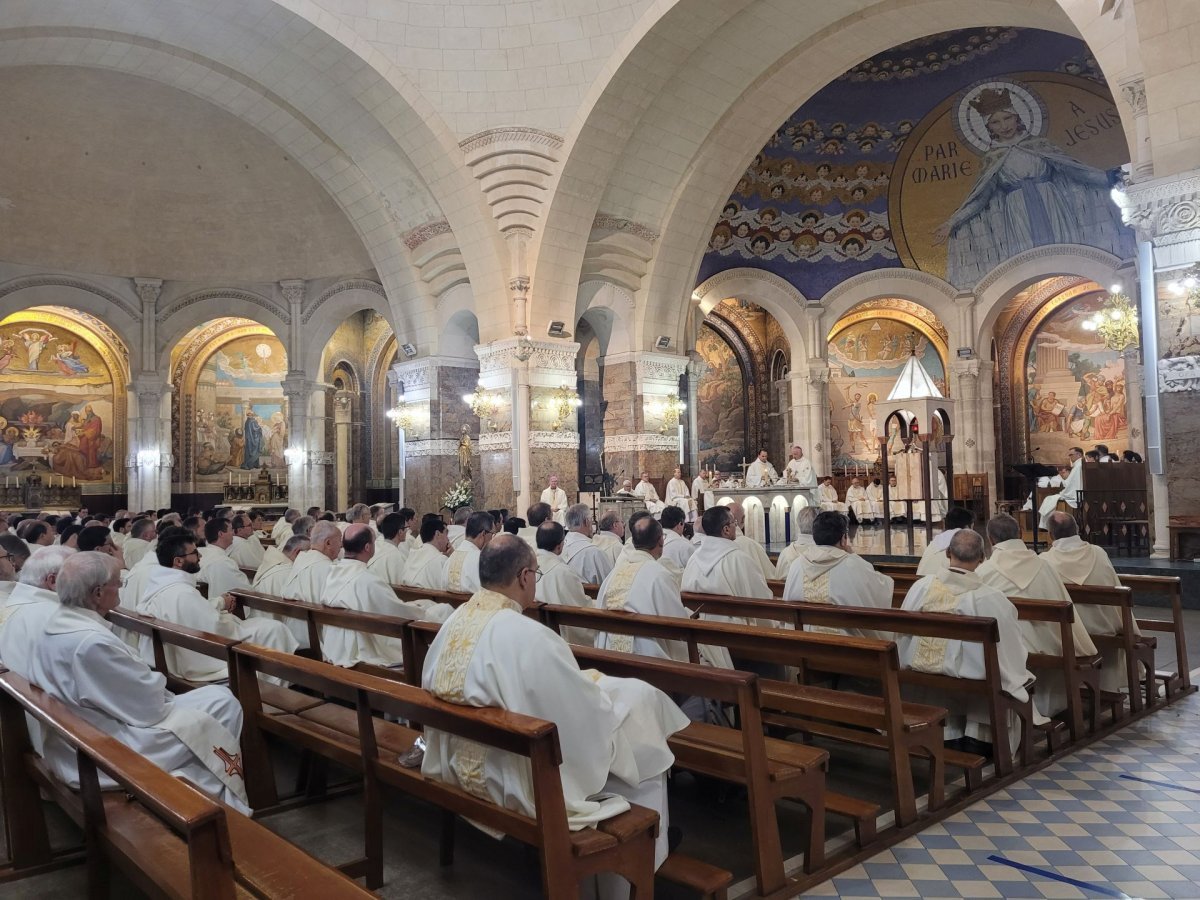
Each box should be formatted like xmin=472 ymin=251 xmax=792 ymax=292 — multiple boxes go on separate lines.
xmin=422 ymin=535 xmax=688 ymax=898
xmin=900 ymin=529 xmax=1037 ymax=749
xmin=978 ymin=515 xmax=1097 ymax=719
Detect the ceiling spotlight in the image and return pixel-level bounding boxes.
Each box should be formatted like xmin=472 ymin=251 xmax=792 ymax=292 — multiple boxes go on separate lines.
xmin=655 ymin=335 xmax=671 ymax=350
xmin=401 ymin=343 xmax=417 ymax=358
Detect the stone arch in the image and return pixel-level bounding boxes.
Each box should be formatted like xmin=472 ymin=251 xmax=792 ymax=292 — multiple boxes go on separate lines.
xmin=575 ymin=281 xmax=636 ymax=359
xmin=691 ymin=269 xmax=809 ymax=366
xmin=820 ymin=269 xmax=961 ymax=348
xmin=435 ymin=288 xmax=483 ymax=363
xmin=298 ymin=288 xmax=398 ymax=379
xmin=156 ymin=289 xmax=288 ymax=375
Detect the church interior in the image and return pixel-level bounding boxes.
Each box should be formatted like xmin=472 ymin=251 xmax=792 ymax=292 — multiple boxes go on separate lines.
xmin=4 ymin=1 xmax=1200 ymax=898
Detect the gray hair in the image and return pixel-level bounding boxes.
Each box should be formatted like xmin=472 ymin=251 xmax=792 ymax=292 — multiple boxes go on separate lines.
xmin=986 ymin=514 xmax=1021 ymax=546
xmin=56 ymin=552 xmax=119 ymax=610
xmin=795 ymin=506 xmax=818 ymax=536
xmin=310 ymin=520 xmax=341 ymax=546
xmin=291 ymin=515 xmax=315 ymax=538
xmin=283 ymin=508 xmax=300 ymax=523
xmin=346 ymin=503 xmax=370 ymax=523
xmin=598 ymin=511 xmax=621 ymax=533
xmin=282 ymin=535 xmax=312 ymax=556
xmin=565 ymin=503 xmax=591 ymax=531
xmin=130 ymin=518 xmax=156 ymax=540
xmin=20 ymin=546 xmax=77 ymax=588
xmin=1046 ymin=511 xmax=1078 ymax=541
xmin=948 ymin=529 xmax=986 ymax=565
xmin=453 ymin=507 xmax=473 ymax=525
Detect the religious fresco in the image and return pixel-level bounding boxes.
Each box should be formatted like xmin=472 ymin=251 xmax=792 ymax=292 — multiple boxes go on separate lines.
xmin=694 ymin=324 xmax=747 ymax=475
xmin=698 ymin=27 xmax=1134 ymax=297
xmin=0 ymin=312 xmax=119 ymax=483
xmin=1024 ymin=293 xmax=1129 ymax=459
xmin=183 ymin=332 xmax=288 ymax=486
xmin=827 ymin=318 xmax=946 ymax=466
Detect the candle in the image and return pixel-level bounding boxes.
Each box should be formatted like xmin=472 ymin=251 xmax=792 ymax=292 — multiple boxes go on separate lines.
xmin=72 ymin=476 xmax=76 ymax=488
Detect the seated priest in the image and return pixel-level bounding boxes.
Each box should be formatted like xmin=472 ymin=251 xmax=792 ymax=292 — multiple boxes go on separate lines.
xmin=816 ymin=477 xmax=848 ymax=513
xmin=197 ymin=518 xmax=251 ymax=600
xmin=138 ymin=531 xmax=298 ymax=682
xmin=1038 ymin=447 xmax=1084 ymax=528
xmin=690 ymin=468 xmax=715 ymax=512
xmin=540 ymin=474 xmax=569 ymax=526
xmin=228 ymin=513 xmax=266 ymax=569
xmin=518 ymin=502 xmax=552 ymax=549
xmin=421 ymin=534 xmax=688 ymax=897
xmin=664 ymin=467 xmax=696 ymax=521
xmin=591 ymin=511 xmax=625 ymax=567
xmin=322 ymin=524 xmax=453 ymax=669
xmin=633 ymin=472 xmax=666 ymax=516
xmin=781 ymin=511 xmax=894 ymax=639
xmin=899 ymin=529 xmax=1037 ymax=750
xmin=726 ymin=501 xmax=776 ymax=584
xmin=249 ymin=534 xmax=309 ymax=601
xmin=562 ymin=503 xmax=614 ymax=586
xmin=659 ymin=505 xmax=695 ymax=572
xmin=280 ymin=520 xmax=343 ymax=648
xmin=865 ymin=478 xmax=885 ymax=521
xmin=614 ymin=479 xmax=638 ymax=498
xmin=121 ymin=517 xmax=156 ymax=569
xmin=1041 ymin=511 xmax=1135 ymax=693
xmin=844 ymin=477 xmax=874 ymax=525
xmin=745 ymin=449 xmax=778 ymax=487
xmin=368 ymin=512 xmax=411 ymax=585
xmin=886 ymin=475 xmax=907 ymax=522
xmin=916 ymin=507 xmax=976 ymax=577
xmin=683 ymin=505 xmax=771 ymax=604
xmin=446 ymin=511 xmax=495 ymax=594
xmin=400 ymin=517 xmax=453 ymax=591
xmin=978 ymin=514 xmax=1097 ymax=720
xmin=32 ymin=551 xmax=251 ymax=812
xmin=535 ymin=521 xmax=595 ymax=646
xmin=271 ymin=508 xmax=299 ymax=543
xmin=773 ymin=506 xmax=817 ymax=578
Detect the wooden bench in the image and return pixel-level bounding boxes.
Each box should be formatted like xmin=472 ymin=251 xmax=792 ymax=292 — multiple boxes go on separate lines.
xmin=231 ymin=644 xmax=661 ymax=898
xmin=1060 ymin=584 xmax=1156 ymax=713
xmin=536 ymin=605 xmax=941 ymax=830
xmin=678 ymin=591 xmax=1028 ymax=780
xmin=0 ymin=669 xmax=372 ymax=899
xmin=390 ymin=583 xmax=472 ymax=607
xmin=404 ymin=621 xmax=825 ymax=897
xmin=1118 ymin=574 xmax=1191 ymax=698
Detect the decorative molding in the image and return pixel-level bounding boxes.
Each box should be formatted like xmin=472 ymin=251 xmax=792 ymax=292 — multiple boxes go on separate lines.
xmin=820 ymin=267 xmax=956 ymax=309
xmin=158 ymin=288 xmax=287 ymax=325
xmin=974 ymin=244 xmax=1123 ymax=295
xmin=952 ymin=359 xmax=982 ymax=378
xmin=830 ymin=296 xmax=951 ymax=347
xmin=279 ymin=279 xmax=305 ymax=308
xmin=403 ymin=440 xmax=459 ymax=458
xmin=530 ymin=431 xmax=580 ymax=450
xmin=0 ymin=274 xmax=140 ymax=321
xmin=603 ymin=433 xmax=679 ymax=453
xmin=478 ymin=431 xmax=512 ymax=452
xmin=637 ymin=354 xmax=689 ymax=385
xmin=1120 ymin=77 xmax=1146 ymax=115
xmin=301 ymin=278 xmax=386 ymax=325
xmin=965 ymin=438 xmax=976 ymax=448
xmin=391 ymin=362 xmax=430 ymax=391
xmin=403 ymin=220 xmax=453 ymax=250
xmin=1159 ymin=356 xmax=1200 ymax=393
xmin=475 ymin=338 xmax=578 ymax=375
xmin=458 ymin=127 xmax=564 ymax=154
xmin=591 ymin=214 xmax=660 ymax=243
xmin=125 ymin=452 xmax=175 ymax=468
xmin=805 ymin=365 xmax=830 ymax=386
xmin=309 ymin=450 xmax=335 ymax=466
xmin=693 ymin=267 xmax=810 ymax=305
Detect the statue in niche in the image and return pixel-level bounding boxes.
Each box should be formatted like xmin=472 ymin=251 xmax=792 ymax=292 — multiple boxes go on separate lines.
xmin=458 ymin=425 xmax=473 ymax=481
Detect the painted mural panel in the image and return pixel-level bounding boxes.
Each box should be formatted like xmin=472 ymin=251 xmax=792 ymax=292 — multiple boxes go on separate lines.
xmin=193 ymin=335 xmax=288 ymax=484
xmin=695 ymin=324 xmax=746 ymax=475
xmin=698 ymin=27 xmax=1134 ymax=297
xmin=827 ymin=320 xmax=946 ymax=466
xmin=1025 ymin=294 xmax=1128 ymax=459
xmin=0 ymin=317 xmax=116 ymax=482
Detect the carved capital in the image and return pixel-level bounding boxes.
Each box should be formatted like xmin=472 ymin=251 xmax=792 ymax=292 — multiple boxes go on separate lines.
xmin=952 ymin=359 xmax=981 ymax=379
xmin=279 ymin=279 xmax=306 ymax=307
xmin=1120 ymin=77 xmax=1147 ymax=115
xmin=1115 ymin=168 xmax=1200 ymax=243
xmin=635 ymin=352 xmax=689 ymax=386
xmin=133 ymin=277 xmax=162 ymax=307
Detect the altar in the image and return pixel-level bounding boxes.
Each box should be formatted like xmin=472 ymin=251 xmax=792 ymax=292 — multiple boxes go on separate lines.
xmin=714 ymin=485 xmax=818 ymax=544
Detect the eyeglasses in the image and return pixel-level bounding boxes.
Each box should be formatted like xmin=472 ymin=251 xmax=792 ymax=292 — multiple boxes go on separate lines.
xmin=522 ymin=567 xmax=543 ymax=583
xmin=0 ymin=551 xmax=9 ymax=561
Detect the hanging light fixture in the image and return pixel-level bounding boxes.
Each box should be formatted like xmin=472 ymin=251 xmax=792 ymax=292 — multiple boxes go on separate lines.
xmin=544 ymin=383 xmax=582 ymax=432
xmin=1081 ymin=284 xmax=1139 ymax=352
xmin=1167 ymin=263 xmax=1200 ymax=309
xmin=462 ymin=382 xmax=501 ymax=430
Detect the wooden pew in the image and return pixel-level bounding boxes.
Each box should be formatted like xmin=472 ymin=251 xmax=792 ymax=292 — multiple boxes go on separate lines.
xmin=231 ymin=644 xmax=661 ymax=898
xmin=1118 ymin=574 xmax=1191 ymax=698
xmin=1057 ymin=584 xmax=1155 ymax=713
xmin=404 ymin=621 xmax=831 ymax=895
xmin=678 ymin=592 xmax=1028 ymax=778
xmin=0 ymin=669 xmax=372 ymax=899
xmin=390 ymin=583 xmax=472 ymax=607
xmin=534 ymin=605 xmax=943 ymax=829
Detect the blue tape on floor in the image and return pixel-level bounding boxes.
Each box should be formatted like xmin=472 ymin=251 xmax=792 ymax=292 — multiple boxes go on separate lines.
xmin=1119 ymin=773 xmax=1200 ymax=795
xmin=986 ymin=854 xmax=1130 ymax=898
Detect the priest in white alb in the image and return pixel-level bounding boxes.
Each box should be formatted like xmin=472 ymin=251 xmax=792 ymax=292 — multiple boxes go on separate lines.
xmin=683 ymin=506 xmax=772 ymax=605
xmin=781 ymin=511 xmax=894 ymax=639
xmin=783 ymin=446 xmax=816 ymax=487
xmin=197 ymin=518 xmax=251 ymax=600
xmin=321 ymin=525 xmax=454 ymax=669
xmin=280 ymin=520 xmax=344 ymax=648
xmin=447 ymin=508 xmax=471 ymax=551
xmin=727 ymin=501 xmax=776 ymax=584
xmin=271 ymin=509 xmax=299 ymax=544
xmin=900 ymin=530 xmax=1038 ymax=749
xmin=978 ymin=514 xmax=1097 ymax=719
xmin=745 ymin=449 xmax=778 ymax=487
xmin=844 ymin=477 xmax=873 ymax=524
xmin=691 ymin=469 xmax=715 ymax=512
xmin=535 ymin=522 xmax=595 ymax=646
xmin=633 ymin=472 xmax=666 ymax=516
xmin=540 ymin=474 xmax=569 ymax=526
xmin=138 ymin=532 xmax=298 ymax=682
xmin=659 ymin=506 xmax=694 ymax=572
xmin=228 ymin=513 xmax=266 ymax=570
xmin=817 ymin=477 xmax=848 ymax=513
xmin=400 ymin=517 xmax=453 ymax=591
xmin=31 ymin=552 xmax=251 ymax=813
xmin=774 ymin=507 xmax=817 ymax=578
xmin=664 ymin=467 xmax=695 ymax=521
xmin=865 ymin=479 xmax=885 ymax=521
xmin=562 ymin=504 xmax=614 ymax=586
xmin=422 ymin=535 xmax=688 ymax=898
xmin=367 ymin=512 xmax=410 ymax=585
xmin=446 ymin=511 xmax=494 ymax=594
xmin=1041 ymin=511 xmax=1135 ymax=693
xmin=916 ymin=507 xmax=976 ymax=576
xmin=592 ymin=512 xmax=625 ymax=567
xmin=121 ymin=518 xmax=156 ymax=570
xmin=0 ymin=547 xmax=75 ymax=674
xmin=1039 ymin=447 xmax=1084 ymax=528
xmin=250 ymin=535 xmax=308 ymax=597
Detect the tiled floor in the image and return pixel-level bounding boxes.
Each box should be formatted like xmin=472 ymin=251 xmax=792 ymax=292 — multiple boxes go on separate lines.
xmin=803 ymin=689 xmax=1200 ymax=899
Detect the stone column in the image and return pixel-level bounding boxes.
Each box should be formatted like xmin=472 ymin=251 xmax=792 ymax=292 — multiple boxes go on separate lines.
xmin=600 ymin=351 xmax=689 ymax=485
xmin=685 ymin=353 xmax=707 ymax=474
xmin=280 ymin=375 xmax=330 ymax=513
xmin=951 ymin=358 xmax=982 ymax=475
xmin=332 ymin=390 xmax=354 ymax=511
xmin=800 ymin=364 xmax=830 ymax=475
xmin=1120 ymin=77 xmax=1153 ymax=181
xmin=389 ymin=356 xmax=482 ymax=516
xmin=125 ymin=278 xmax=172 ymax=512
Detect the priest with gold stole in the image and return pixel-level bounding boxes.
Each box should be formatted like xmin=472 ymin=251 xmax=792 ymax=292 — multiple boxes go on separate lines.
xmin=900 ymin=529 xmax=1037 ymax=748
xmin=978 ymin=514 xmax=1097 ymax=719
xmin=446 ymin=511 xmax=494 ymax=594
xmin=422 ymin=535 xmax=688 ymax=899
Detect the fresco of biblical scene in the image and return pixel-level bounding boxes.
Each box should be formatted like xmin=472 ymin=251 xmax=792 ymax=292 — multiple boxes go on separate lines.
xmin=695 ymin=324 xmax=746 ymax=476
xmin=193 ymin=335 xmax=288 ymax=484
xmin=0 ymin=318 xmax=115 ymax=482
xmin=1025 ymin=293 xmax=1128 ymax=459
xmin=828 ymin=318 xmax=946 ymax=466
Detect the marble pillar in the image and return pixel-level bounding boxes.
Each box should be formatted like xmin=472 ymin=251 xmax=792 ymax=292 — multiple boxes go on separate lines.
xmin=952 ymin=358 xmax=982 ymax=475
xmin=800 ymin=363 xmax=830 ymax=476
xmin=600 ymin=352 xmax=689 ymax=487
xmin=127 ymin=374 xmax=173 ymax=512
xmin=281 ymin=375 xmax=330 ymax=513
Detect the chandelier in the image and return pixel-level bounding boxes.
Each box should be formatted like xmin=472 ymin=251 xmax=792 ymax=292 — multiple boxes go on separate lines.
xmin=648 ymin=393 xmax=687 ymax=434
xmin=385 ymin=400 xmax=414 ymax=432
xmin=1168 ymin=263 xmax=1200 ymax=309
xmin=1081 ymin=285 xmax=1139 ymax=352
xmin=462 ymin=383 xmax=502 ymax=430
xmin=537 ymin=384 xmax=581 ymax=432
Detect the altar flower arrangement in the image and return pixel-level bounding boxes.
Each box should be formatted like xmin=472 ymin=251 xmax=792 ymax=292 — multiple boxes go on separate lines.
xmin=442 ymin=479 xmax=473 ymax=512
